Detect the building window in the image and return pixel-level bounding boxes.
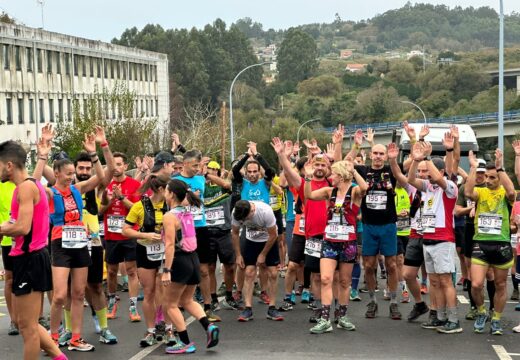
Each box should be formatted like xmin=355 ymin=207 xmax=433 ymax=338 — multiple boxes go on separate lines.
xmin=146 ymin=100 xmax=149 ymax=117
xmin=82 ymin=56 xmax=86 ymax=77
xmin=144 ymin=66 xmax=148 ymax=81
xmin=6 ymin=98 xmax=12 ymax=124
xmin=116 ymin=61 xmax=120 ymax=79
xmin=140 ymin=64 xmax=143 ymax=81
xmin=39 ymin=99 xmax=45 ymax=123
xmin=67 ymin=99 xmax=72 ymax=121
xmin=140 ymin=100 xmax=144 ymax=116
xmin=49 ymin=99 xmax=54 ymax=122
xmin=29 ymin=99 xmax=35 ymax=124
xmin=73 ymin=56 xmax=78 ymax=76
xmin=3 ymin=45 xmax=9 ymax=70
xmin=15 ymin=46 xmax=21 ymax=71
xmin=89 ymin=57 xmax=94 ymax=77
xmin=47 ymin=50 xmax=52 ymax=73
xmin=156 ymin=100 xmax=158 ymax=117
xmin=17 ymin=98 xmax=24 ymax=124
xmin=58 ymin=99 xmax=63 ymax=120
xmin=122 ymin=62 xmax=127 ymax=80
xmin=26 ymin=48 xmax=33 ymax=72
xmin=104 ymin=59 xmax=108 ymax=78
xmin=111 ymin=60 xmax=115 ymax=79
xmin=129 ymin=63 xmax=133 ymax=80
xmin=37 ymin=49 xmax=43 ymax=73
xmin=97 ymin=59 xmax=101 ymax=78
xmin=56 ymin=52 xmax=61 ymax=75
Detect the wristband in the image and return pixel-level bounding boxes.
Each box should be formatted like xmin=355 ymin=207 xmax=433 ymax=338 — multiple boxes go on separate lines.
xmin=162 ymin=267 xmax=171 ymax=273
xmin=92 ymin=158 xmax=99 ymax=164
xmin=497 ymin=168 xmax=505 ymax=173
xmin=88 ymin=152 xmax=97 ymax=157
xmin=305 ymin=177 xmax=312 ymax=182
xmin=38 ymin=156 xmax=48 ymax=161
xmin=101 ymin=141 xmax=109 ymax=148
xmin=117 ymin=195 xmax=125 ymax=201
xmin=446 ymin=148 xmax=454 ymax=152
xmin=419 ymin=138 xmax=425 ymax=142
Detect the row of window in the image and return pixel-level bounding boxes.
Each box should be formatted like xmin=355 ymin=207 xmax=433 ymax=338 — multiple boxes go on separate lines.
xmin=2 ymin=44 xmax=158 ymax=81
xmin=3 ymin=97 xmax=159 ymax=125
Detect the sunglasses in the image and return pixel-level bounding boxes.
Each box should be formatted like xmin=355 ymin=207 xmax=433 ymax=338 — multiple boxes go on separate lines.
xmin=207 ymin=167 xmax=219 ymax=171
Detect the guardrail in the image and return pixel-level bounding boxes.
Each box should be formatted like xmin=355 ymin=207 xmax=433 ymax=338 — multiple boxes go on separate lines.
xmin=316 ymin=109 xmax=520 ymax=133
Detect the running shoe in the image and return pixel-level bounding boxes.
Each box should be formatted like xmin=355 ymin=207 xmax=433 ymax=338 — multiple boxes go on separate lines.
xmin=216 ymin=282 xmax=227 ymax=297
xmin=465 ymin=307 xmax=478 ymax=320
xmin=473 ymin=312 xmax=488 ymax=333
xmin=194 ymin=286 xmax=203 ymax=303
xmin=295 ymin=284 xmax=304 ymax=296
xmin=365 ymin=301 xmax=378 ymax=318
xmin=407 ymin=302 xmax=429 ymax=322
xmin=401 ymin=290 xmax=410 ymax=303
xmin=68 ymin=337 xmax=95 ymax=352
xmin=164 ymin=329 xmax=177 ymax=346
xmin=137 ymin=290 xmax=144 ymax=302
xmin=337 ymin=315 xmax=356 ymax=331
xmin=211 ymin=300 xmax=221 ymax=312
xmin=420 ymin=284 xmax=428 ymax=294
xmin=309 ymin=308 xmax=321 ymax=323
xmin=421 ymin=312 xmax=445 ymax=329
xmin=155 ymin=321 xmax=166 ymax=342
xmin=221 ymin=298 xmax=241 ymax=310
xmin=383 ymin=288 xmax=390 ymax=301
xmin=307 ymin=300 xmax=318 ymax=310
xmin=310 ymin=318 xmax=333 ymax=334
xmin=205 ymin=309 xmax=222 ymax=323
xmin=350 ymin=289 xmax=361 ymax=302
xmin=437 ymin=320 xmax=463 ymax=334
xmin=258 ymin=291 xmax=270 ymax=305
xmin=490 ymin=320 xmax=503 ymax=335
xmin=99 ymin=328 xmax=118 ymax=344
xmin=301 ymin=289 xmax=311 ymax=303
xmin=165 ymin=341 xmax=196 ymax=354
xmin=279 ymin=300 xmax=294 ymax=312
xmin=389 ymin=303 xmax=402 ymax=320
xmin=513 ymin=323 xmax=520 ymax=333
xmin=511 ymin=289 xmax=520 ymax=301
xmin=238 ymin=308 xmax=254 ymax=322
xmin=58 ymin=331 xmax=72 ymax=347
xmin=279 ymin=269 xmax=286 ymax=278
xmin=206 ymin=323 xmax=220 ymax=348
xmin=139 ymin=332 xmax=157 ymax=347
xmin=129 ymin=306 xmax=141 ymax=322
xmin=107 ymin=299 xmax=118 ymax=319
xmin=267 ymin=308 xmax=284 ymax=321
xmin=7 ymin=322 xmax=19 ymax=336
xmin=38 ymin=316 xmax=50 ymax=330
xmin=515 ymin=303 xmax=520 ymax=312
xmin=92 ymin=314 xmax=101 ymax=334
xmin=290 ymin=290 xmax=296 ymax=305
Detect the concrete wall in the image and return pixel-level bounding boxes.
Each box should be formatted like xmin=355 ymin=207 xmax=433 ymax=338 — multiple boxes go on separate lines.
xmin=0 ymin=23 xmax=169 ymax=147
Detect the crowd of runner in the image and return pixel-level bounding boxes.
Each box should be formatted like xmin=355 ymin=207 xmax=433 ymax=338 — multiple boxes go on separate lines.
xmin=1 ymin=121 xmax=520 ymax=358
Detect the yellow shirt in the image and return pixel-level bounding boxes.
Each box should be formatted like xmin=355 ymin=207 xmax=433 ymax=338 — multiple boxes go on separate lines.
xmin=126 ymin=199 xmax=166 ymax=234
xmin=269 ymin=176 xmax=283 ymax=211
xmin=0 ymin=181 xmax=15 ymax=246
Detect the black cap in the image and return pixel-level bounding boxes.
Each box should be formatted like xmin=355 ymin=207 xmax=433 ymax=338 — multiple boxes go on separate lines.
xmin=431 ymin=157 xmax=445 ymax=171
xmin=151 ymin=151 xmax=174 ymax=173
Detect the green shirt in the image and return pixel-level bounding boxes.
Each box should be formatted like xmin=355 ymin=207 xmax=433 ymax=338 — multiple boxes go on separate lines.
xmin=474 ymin=186 xmax=511 ymax=242
xmin=0 ymin=181 xmax=15 ymax=246
xmin=395 ymin=186 xmax=411 ymax=236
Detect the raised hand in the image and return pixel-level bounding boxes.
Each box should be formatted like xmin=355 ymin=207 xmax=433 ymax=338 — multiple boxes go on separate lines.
xmin=134 ymin=156 xmax=143 ymax=170
xmin=247 ymin=141 xmax=258 ymax=156
xmin=284 ymin=140 xmax=294 ymax=158
xmin=201 ymin=156 xmax=210 ymax=166
xmin=332 ymin=124 xmax=345 ymax=144
xmin=94 ymin=125 xmax=107 ymax=144
xmin=303 ymin=139 xmax=321 ymax=155
xmin=442 ymin=131 xmax=454 ymax=150
xmin=512 ymin=139 xmax=520 ymax=156
xmin=270 ymin=137 xmax=284 ymax=155
xmin=387 ymin=142 xmax=399 ymax=160
xmin=143 ymin=155 xmax=154 ymax=171
xmin=37 ymin=137 xmax=52 ymax=157
xmin=495 ymin=148 xmax=504 ymax=169
xmin=403 ymin=121 xmax=416 ymax=140
xmin=423 ymin=141 xmax=433 ymax=157
xmin=171 ymin=133 xmax=180 ymax=148
xmin=468 ymin=150 xmax=478 ymax=168
xmin=366 ymin=128 xmax=375 ymax=144
xmin=411 ymin=142 xmax=425 ymax=161
xmin=419 ymin=124 xmax=430 ymax=139
xmin=354 ymin=129 xmax=363 ymax=147
xmin=83 ymin=133 xmax=97 ymax=153
xmin=450 ymin=125 xmax=459 ymax=140
xmin=326 ymin=143 xmax=335 ymax=159
xmin=292 ymin=141 xmax=300 ymax=155
xmin=41 ymin=123 xmax=55 ymax=143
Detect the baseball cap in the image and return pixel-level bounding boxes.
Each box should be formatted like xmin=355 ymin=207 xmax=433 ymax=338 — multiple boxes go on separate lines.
xmin=431 ymin=157 xmax=445 ymax=171
xmin=312 ymin=153 xmax=330 ymax=166
xmin=207 ymin=161 xmax=221 ymax=170
xmin=151 ymin=151 xmax=174 ymax=173
xmin=476 ymin=159 xmax=486 ymax=173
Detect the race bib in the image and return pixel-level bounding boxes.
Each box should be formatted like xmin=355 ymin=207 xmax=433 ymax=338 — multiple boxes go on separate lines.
xmin=299 ymin=216 xmax=305 ymax=233
xmin=511 ymin=234 xmax=518 ymax=247
xmin=304 ymin=237 xmax=322 ymax=258
xmin=478 ymin=213 xmax=502 ymax=235
xmin=62 ymin=225 xmax=88 ymax=249
xmin=246 ymin=228 xmax=265 ymax=241
xmin=397 ymin=217 xmax=411 ymax=231
xmin=107 ymin=215 xmax=125 ymax=234
xmin=145 ymin=242 xmax=165 ymax=261
xmin=206 ymin=206 xmax=225 ymax=226
xmin=366 ymin=191 xmax=387 ymax=210
xmin=187 ymin=206 xmax=203 ymax=221
xmin=99 ymin=221 xmax=105 ymax=237
xmin=325 ymin=224 xmax=354 ymax=241
xmin=269 ymin=195 xmax=278 ymax=207
xmin=282 ymin=217 xmax=286 ymax=228
xmin=421 ymin=214 xmax=436 ymax=233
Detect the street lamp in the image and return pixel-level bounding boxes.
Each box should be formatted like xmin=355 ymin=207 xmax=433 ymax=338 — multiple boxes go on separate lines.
xmin=400 ymin=100 xmax=427 ymax=124
xmin=229 ymin=62 xmax=270 ymax=161
xmin=296 ymin=118 xmax=320 ymax=157
xmin=498 ymin=0 xmax=504 ymax=152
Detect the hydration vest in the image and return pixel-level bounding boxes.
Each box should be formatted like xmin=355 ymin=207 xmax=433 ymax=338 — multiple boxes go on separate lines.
xmin=50 ymin=185 xmax=83 ymax=226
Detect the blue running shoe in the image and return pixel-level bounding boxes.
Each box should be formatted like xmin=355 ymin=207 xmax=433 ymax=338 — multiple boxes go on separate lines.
xmin=238 ymin=308 xmax=254 ymax=322
xmin=165 ymin=341 xmax=196 ymax=354
xmin=474 ymin=312 xmax=488 ymax=333
xmin=206 ymin=323 xmax=219 ymax=348
xmin=490 ymin=320 xmax=503 ymax=335
xmin=301 ymin=289 xmax=311 ymax=303
xmin=290 ymin=290 xmax=296 ymax=305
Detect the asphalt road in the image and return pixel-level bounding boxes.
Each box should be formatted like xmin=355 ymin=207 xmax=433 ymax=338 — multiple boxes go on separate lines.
xmin=2 ymin=272 xmax=519 ymax=360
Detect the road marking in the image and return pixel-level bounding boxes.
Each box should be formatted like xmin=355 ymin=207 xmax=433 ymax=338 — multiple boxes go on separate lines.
xmin=493 ymin=345 xmax=513 ymax=360
xmin=0 ymin=312 xmax=5 ymax=317
xmin=457 ymin=295 xmax=469 ymax=304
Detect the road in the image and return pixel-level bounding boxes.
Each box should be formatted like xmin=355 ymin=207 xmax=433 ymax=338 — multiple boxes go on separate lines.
xmin=1 ymin=274 xmax=520 ymax=359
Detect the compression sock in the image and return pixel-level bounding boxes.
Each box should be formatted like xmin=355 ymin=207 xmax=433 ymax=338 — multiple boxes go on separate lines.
xmin=199 ymin=316 xmax=210 ymax=331
xmin=447 ymin=307 xmax=458 ymax=323
xmin=64 ymin=309 xmax=72 ymax=332
xmin=352 ymin=263 xmax=361 ymax=290
xmin=321 ymin=305 xmax=331 ymax=320
xmin=467 ymin=280 xmax=476 ymax=308
xmin=178 ymin=330 xmax=190 ymax=344
xmin=487 ymin=280 xmax=496 ymax=311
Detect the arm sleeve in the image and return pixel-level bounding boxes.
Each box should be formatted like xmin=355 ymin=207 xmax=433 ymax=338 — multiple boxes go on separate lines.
xmin=232 ymin=155 xmax=248 ymax=184
xmin=255 ymin=154 xmax=275 ymax=182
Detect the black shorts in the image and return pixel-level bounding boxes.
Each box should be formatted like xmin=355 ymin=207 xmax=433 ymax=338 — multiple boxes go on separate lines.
xmin=105 ymin=239 xmax=137 ymax=265
xmin=87 ymin=246 xmax=104 ymax=284
xmin=1 ymin=245 xmax=13 ymax=271
xmin=305 ymin=254 xmax=321 ymax=273
xmin=12 ymin=248 xmax=53 ymax=296
xmin=404 ymin=237 xmax=424 ymax=268
xmin=471 ymin=241 xmax=514 ymax=269
xmin=356 ymin=231 xmax=363 ymax=247
xmin=172 ymin=252 xmax=201 ymax=285
xmin=288 ymin=234 xmax=306 ymax=264
xmin=464 ymin=222 xmax=475 ymax=258
xmin=136 ymin=243 xmax=163 ymax=270
xmin=243 ymin=240 xmax=280 ymax=267
xmin=205 ymin=228 xmax=235 ymax=265
xmin=51 ymin=239 xmax=91 ymax=268
xmin=274 ymin=209 xmax=284 ymax=235
xmin=397 ymin=236 xmax=409 ymax=256
xmin=455 ymin=226 xmax=465 ymax=249
xmin=195 ymin=227 xmax=211 ymax=264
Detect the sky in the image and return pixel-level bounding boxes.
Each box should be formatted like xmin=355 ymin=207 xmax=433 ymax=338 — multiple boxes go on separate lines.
xmin=1 ymin=0 xmax=519 ymax=42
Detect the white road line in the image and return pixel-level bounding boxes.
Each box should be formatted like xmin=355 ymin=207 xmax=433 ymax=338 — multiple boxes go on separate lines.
xmin=457 ymin=295 xmax=469 ymax=304
xmin=493 ymin=345 xmax=513 ymax=360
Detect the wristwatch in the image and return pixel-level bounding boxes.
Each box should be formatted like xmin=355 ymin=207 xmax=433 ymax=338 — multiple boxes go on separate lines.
xmin=117 ymin=195 xmax=125 ymax=201
xmin=162 ymin=267 xmax=171 ymax=273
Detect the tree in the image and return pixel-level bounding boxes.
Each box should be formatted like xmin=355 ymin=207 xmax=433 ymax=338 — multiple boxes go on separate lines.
xmin=297 ymin=75 xmax=343 ymax=97
xmin=386 ymin=61 xmax=417 ymax=84
xmin=352 ymin=83 xmax=403 ymax=122
xmin=277 ymin=28 xmax=318 ymax=86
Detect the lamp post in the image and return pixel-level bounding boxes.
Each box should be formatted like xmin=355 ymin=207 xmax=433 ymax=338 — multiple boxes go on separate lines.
xmin=400 ymin=100 xmax=427 ymax=124
xmin=229 ymin=62 xmax=269 ymax=161
xmin=296 ymin=118 xmax=320 ymax=157
xmin=498 ymin=0 xmax=504 ymax=152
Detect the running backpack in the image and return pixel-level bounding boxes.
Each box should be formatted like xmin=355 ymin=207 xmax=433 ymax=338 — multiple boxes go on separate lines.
xmin=176 ymin=209 xmax=197 ymax=252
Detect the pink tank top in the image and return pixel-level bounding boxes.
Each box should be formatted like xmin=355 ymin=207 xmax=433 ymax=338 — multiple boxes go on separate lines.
xmin=9 ymin=179 xmax=50 ymax=256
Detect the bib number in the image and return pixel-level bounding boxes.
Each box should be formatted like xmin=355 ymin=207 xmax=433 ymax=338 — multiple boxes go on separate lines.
xmin=298 ymin=217 xmax=305 ymax=233
xmin=269 ymin=195 xmax=278 ymax=207
xmin=511 ymin=234 xmax=518 ymax=247
xmin=366 ymin=191 xmax=387 ymax=210
xmin=145 ymin=242 xmax=165 ymax=261
xmin=99 ymin=221 xmax=105 ymax=237
xmin=478 ymin=213 xmax=502 ymax=235
xmin=325 ymin=224 xmax=354 ymax=241
xmin=304 ymin=238 xmax=322 ymax=258
xmin=187 ymin=206 xmax=203 ymax=221
xmin=107 ymin=215 xmax=125 ymax=234
xmin=206 ymin=206 xmax=225 ymax=226
xmin=397 ymin=217 xmax=411 ymax=231
xmin=421 ymin=214 xmax=436 ymax=234
xmin=246 ymin=228 xmax=265 ymax=241
xmin=62 ymin=226 xmax=88 ymax=249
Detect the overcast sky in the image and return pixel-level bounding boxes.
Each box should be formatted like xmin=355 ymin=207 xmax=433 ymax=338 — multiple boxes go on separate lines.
xmin=1 ymin=0 xmax=519 ymax=42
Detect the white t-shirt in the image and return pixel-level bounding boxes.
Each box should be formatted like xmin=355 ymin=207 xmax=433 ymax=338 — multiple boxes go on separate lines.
xmin=418 ymin=179 xmax=458 ymax=241
xmin=232 ymin=201 xmax=277 ymax=242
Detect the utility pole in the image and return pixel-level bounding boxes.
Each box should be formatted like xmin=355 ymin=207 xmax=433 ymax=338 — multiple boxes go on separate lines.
xmin=221 ymin=102 xmax=226 ymax=170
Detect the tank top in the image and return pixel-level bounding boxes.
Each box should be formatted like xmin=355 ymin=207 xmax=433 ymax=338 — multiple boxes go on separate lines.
xmin=324 ymin=186 xmax=359 ymax=242
xmin=9 ymin=179 xmax=50 ymax=256
xmin=50 ymin=185 xmax=85 ymax=241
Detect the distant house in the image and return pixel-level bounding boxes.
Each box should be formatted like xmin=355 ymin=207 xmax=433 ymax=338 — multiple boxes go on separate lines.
xmin=345 ymin=63 xmax=367 ymax=73
xmin=407 ymin=50 xmax=424 ymax=59
xmin=340 ymin=50 xmax=353 ymax=59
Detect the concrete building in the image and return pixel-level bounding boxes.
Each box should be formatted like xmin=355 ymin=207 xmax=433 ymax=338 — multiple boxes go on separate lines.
xmin=0 ymin=23 xmax=169 ymax=147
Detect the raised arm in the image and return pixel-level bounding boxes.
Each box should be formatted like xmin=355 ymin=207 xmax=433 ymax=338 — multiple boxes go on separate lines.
xmin=442 ymin=131 xmax=455 ymax=177
xmin=407 ymin=142 xmax=427 ymax=191
xmin=95 ymin=126 xmax=114 ymax=187
xmin=345 ymin=129 xmax=363 ymax=160
xmin=464 ymin=150 xmax=480 ymax=202
xmin=76 ymin=132 xmax=105 ymax=194
xmin=451 ymin=125 xmax=461 ymax=176
xmin=495 ymin=149 xmax=516 ymax=202
xmin=231 ymin=153 xmax=248 ymax=184
xmin=271 ymin=137 xmax=301 ymax=189
xmin=387 ymin=142 xmax=407 ymax=187
xmin=332 ymin=124 xmax=345 ymax=162
xmin=513 ymin=140 xmax=520 ymax=184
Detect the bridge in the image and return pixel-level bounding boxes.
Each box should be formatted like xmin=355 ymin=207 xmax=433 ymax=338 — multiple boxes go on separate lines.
xmin=487 ymin=68 xmax=520 ymax=94
xmin=323 ymin=109 xmax=520 ymax=146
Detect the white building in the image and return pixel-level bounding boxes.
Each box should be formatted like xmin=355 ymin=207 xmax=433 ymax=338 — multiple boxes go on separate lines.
xmin=0 ymin=23 xmax=169 ymax=147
